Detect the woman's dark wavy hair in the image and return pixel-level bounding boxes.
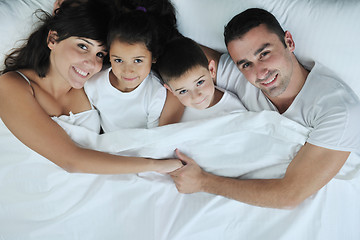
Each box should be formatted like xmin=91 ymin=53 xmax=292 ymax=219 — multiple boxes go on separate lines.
xmin=2 ymin=0 xmax=113 ymax=77
xmin=108 ymin=0 xmax=181 ymax=61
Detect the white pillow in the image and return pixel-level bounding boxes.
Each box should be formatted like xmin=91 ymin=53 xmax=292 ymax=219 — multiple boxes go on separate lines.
xmin=0 ymin=0 xmax=54 ymax=70
xmin=172 ymin=0 xmax=360 ymax=98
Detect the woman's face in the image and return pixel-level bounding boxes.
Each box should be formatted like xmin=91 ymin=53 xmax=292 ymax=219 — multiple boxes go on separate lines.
xmin=48 ymin=34 xmax=107 ymax=89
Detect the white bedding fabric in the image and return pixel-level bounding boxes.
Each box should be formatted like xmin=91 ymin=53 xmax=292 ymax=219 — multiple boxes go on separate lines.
xmin=1 ymin=111 xmax=360 ymax=240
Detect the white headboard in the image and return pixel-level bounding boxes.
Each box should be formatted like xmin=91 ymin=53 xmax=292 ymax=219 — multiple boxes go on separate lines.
xmin=1 ymin=0 xmax=359 ymax=98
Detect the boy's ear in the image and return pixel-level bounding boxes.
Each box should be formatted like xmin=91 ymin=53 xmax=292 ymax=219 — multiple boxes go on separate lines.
xmin=47 ymin=30 xmax=59 ymax=50
xmin=208 ymin=59 xmax=217 ymax=81
xmin=164 ymin=83 xmax=173 ymax=93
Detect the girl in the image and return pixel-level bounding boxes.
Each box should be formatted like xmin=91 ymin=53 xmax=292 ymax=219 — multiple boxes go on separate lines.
xmin=0 ymin=0 xmax=182 ymax=174
xmin=84 ymin=0 xmax=184 ymax=132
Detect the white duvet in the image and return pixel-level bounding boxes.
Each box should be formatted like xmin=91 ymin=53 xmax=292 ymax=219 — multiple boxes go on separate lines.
xmin=1 ymin=111 xmax=359 ymax=240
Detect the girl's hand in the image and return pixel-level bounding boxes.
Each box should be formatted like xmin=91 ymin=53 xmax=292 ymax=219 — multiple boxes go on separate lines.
xmin=156 ymin=159 xmax=183 ymax=174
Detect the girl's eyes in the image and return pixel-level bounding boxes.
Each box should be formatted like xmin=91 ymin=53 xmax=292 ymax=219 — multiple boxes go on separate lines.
xmin=113 ymin=59 xmax=143 ymax=63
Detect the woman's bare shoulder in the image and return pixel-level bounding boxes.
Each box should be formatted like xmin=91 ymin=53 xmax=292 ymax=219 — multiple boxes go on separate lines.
xmin=0 ymin=70 xmax=34 ymax=96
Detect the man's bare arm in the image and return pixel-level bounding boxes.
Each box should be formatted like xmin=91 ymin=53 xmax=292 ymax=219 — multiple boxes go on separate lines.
xmin=170 ymin=143 xmax=349 ymax=209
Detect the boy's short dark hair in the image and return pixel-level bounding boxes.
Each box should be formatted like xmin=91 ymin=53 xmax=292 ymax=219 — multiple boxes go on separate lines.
xmin=224 ymin=8 xmax=286 ymax=48
xmin=156 ymin=36 xmax=209 ymax=85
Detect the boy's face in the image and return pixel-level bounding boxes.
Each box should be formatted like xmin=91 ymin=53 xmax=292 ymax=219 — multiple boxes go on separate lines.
xmin=166 ymin=65 xmax=216 ymax=110
xmin=109 ymin=40 xmax=154 ymax=92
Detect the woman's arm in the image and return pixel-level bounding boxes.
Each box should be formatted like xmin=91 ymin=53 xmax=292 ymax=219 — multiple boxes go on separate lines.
xmin=0 ymin=72 xmax=182 ymax=174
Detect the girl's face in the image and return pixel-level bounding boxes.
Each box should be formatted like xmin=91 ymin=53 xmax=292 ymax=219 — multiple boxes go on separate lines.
xmin=109 ymin=40 xmax=154 ymax=92
xmin=48 ymin=34 xmax=107 ymax=89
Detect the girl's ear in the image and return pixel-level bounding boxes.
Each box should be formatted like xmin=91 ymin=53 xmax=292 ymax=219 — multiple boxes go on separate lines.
xmin=152 ymin=58 xmax=157 ymax=64
xmin=47 ymin=30 xmax=59 ymax=50
xmin=208 ymin=59 xmax=217 ymax=81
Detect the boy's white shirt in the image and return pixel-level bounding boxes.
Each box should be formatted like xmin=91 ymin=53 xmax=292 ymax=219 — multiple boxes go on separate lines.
xmin=180 ymin=87 xmax=247 ymax=122
xmin=84 ymin=67 xmax=166 ymax=132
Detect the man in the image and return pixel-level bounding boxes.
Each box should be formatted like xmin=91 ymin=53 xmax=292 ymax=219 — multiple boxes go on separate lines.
xmin=170 ymin=8 xmax=360 ymax=209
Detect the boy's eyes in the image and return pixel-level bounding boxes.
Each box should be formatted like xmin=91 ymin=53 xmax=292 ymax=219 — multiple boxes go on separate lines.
xmin=179 ymin=89 xmax=188 ymax=95
xmin=134 ymin=59 xmax=143 ymax=63
xmin=114 ymin=59 xmax=123 ymax=63
xmin=196 ymin=80 xmax=205 ymax=86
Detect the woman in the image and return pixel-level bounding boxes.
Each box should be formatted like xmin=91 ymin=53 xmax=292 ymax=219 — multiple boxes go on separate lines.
xmin=0 ymin=0 xmax=182 ymax=174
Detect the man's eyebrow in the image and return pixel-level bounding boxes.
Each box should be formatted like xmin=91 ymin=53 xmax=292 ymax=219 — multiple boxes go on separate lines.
xmin=254 ymin=43 xmax=270 ymax=56
xmin=236 ymin=43 xmax=271 ymax=66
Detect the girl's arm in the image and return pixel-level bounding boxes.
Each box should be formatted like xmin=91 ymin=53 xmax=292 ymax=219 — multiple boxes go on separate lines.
xmin=0 ymin=72 xmax=182 ymax=174
xmin=159 ymin=89 xmax=184 ymax=126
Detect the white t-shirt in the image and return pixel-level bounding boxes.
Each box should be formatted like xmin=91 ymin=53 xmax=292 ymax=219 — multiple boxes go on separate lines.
xmin=84 ymin=67 xmax=166 ymax=132
xmin=217 ymin=53 xmax=360 ymax=153
xmin=180 ymin=87 xmax=247 ymax=122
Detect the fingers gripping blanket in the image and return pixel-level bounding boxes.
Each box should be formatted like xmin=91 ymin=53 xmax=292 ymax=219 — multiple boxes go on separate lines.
xmin=60 ymin=111 xmax=308 ymax=179
xmin=1 ymin=111 xmax=360 ymax=240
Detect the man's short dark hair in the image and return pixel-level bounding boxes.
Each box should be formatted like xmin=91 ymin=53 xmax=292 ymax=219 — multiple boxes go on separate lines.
xmin=224 ymin=8 xmax=286 ymax=48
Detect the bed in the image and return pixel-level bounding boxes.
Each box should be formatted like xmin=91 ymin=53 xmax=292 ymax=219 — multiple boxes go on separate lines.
xmin=0 ymin=0 xmax=360 ymax=239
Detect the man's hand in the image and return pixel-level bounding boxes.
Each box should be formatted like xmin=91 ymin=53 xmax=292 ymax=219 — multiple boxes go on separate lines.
xmin=169 ymin=149 xmax=208 ymax=193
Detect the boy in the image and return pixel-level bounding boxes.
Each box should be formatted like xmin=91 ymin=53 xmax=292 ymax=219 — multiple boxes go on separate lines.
xmin=156 ymin=37 xmax=246 ymax=122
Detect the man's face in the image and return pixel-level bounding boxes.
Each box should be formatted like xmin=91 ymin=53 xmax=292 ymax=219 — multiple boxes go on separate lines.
xmin=227 ymin=24 xmax=295 ymax=99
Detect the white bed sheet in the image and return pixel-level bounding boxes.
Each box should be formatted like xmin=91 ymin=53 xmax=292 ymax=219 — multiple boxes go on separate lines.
xmin=1 ymin=111 xmax=360 ymax=240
